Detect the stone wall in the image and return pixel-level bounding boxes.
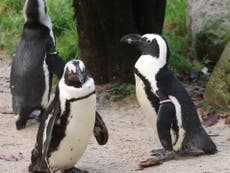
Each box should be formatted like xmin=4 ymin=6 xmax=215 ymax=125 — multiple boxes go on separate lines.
xmin=187 ymin=0 xmax=230 ymax=62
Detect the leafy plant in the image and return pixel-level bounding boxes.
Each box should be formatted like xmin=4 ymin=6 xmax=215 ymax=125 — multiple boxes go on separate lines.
xmin=0 ymin=0 xmax=24 ymax=13
xmin=163 ymin=0 xmax=198 ymax=75
xmin=47 ymin=0 xmax=79 ymax=60
xmin=107 ymin=83 xmax=135 ymax=101
xmin=0 ymin=0 xmax=24 ymax=55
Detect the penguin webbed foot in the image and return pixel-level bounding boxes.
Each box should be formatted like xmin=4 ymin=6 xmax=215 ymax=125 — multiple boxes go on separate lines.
xmin=16 ymin=108 xmax=41 ymax=130
xmin=29 ymin=149 xmax=50 ymax=173
xmin=139 ymin=150 xmax=175 ymax=169
xmin=150 ymin=148 xmax=165 ymax=156
xmin=16 ymin=111 xmax=41 ymax=130
xmin=16 ymin=119 xmax=26 ymax=130
xmin=28 ymin=164 xmax=49 ymax=173
xmin=28 ymin=160 xmax=50 ymax=173
xmin=138 ymin=157 xmax=162 ymax=170
xmin=63 ymin=167 xmax=88 ymax=173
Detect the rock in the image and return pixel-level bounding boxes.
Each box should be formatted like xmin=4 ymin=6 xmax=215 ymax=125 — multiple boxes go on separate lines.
xmin=187 ymin=0 xmax=230 ymax=62
xmin=204 ymin=42 xmax=230 ymax=109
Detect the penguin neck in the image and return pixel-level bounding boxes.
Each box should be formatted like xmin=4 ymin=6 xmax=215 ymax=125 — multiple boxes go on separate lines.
xmin=135 ymin=54 xmax=167 ymax=78
xmin=38 ymin=13 xmax=55 ymax=44
xmin=58 ymin=78 xmax=95 ymax=101
xmin=23 ymin=0 xmax=55 ymax=43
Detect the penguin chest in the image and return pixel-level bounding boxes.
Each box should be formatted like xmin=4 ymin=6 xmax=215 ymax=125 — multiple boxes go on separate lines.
xmin=48 ymin=95 xmax=96 ymax=169
xmin=135 ymin=75 xmax=158 ymax=131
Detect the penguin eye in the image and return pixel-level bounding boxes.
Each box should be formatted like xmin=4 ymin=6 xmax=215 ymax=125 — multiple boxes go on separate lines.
xmin=146 ymin=39 xmax=152 ymax=44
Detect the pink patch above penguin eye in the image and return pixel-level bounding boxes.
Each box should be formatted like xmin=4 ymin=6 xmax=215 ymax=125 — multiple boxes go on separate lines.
xmin=67 ymin=63 xmax=76 ymax=73
xmin=78 ymin=61 xmax=85 ymax=72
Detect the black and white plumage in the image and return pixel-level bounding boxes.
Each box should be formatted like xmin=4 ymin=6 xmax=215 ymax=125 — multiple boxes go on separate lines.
xmin=29 ymin=60 xmax=99 ymax=173
xmin=121 ymin=34 xmax=217 ymax=164
xmin=10 ymin=0 xmax=65 ymax=130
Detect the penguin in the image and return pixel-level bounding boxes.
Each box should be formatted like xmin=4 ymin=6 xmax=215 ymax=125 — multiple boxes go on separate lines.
xmin=121 ymin=33 xmax=217 ymax=167
xmin=46 ymin=46 xmax=108 ymax=146
xmin=10 ymin=0 xmax=64 ymax=130
xmin=47 ymin=52 xmax=108 ymax=145
xmin=29 ymin=59 xmax=99 ymax=173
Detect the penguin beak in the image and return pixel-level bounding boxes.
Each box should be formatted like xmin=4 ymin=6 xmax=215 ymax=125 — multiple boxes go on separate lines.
xmin=120 ymin=34 xmax=143 ymax=46
xmin=75 ymin=65 xmax=87 ymax=84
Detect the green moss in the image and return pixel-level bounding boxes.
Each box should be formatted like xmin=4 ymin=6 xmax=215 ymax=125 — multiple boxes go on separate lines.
xmin=204 ymin=42 xmax=230 ymax=109
xmin=196 ymin=14 xmax=230 ymax=61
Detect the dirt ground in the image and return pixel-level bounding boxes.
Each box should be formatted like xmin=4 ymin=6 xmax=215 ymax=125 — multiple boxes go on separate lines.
xmin=0 ymin=53 xmax=230 ymax=173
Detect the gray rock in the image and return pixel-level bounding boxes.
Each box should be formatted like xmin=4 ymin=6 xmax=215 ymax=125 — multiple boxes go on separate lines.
xmin=187 ymin=0 xmax=230 ymax=62
xmin=204 ymin=42 xmax=230 ymax=109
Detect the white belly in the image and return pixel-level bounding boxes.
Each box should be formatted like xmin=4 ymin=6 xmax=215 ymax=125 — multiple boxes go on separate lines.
xmin=49 ymin=95 xmax=96 ymax=169
xmin=135 ymin=75 xmax=159 ymax=142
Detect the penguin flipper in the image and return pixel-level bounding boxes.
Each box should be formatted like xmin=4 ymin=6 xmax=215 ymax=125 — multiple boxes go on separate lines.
xmin=29 ymin=89 xmax=60 ymax=172
xmin=46 ymin=52 xmax=66 ymax=79
xmin=157 ymin=102 xmax=176 ymax=151
xmin=93 ymin=111 xmax=109 ymax=145
xmin=45 ymin=42 xmax=66 ymax=80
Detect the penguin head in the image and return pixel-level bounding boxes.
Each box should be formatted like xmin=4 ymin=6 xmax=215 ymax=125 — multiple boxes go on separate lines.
xmin=63 ymin=60 xmax=88 ymax=88
xmin=121 ymin=33 xmax=169 ymax=65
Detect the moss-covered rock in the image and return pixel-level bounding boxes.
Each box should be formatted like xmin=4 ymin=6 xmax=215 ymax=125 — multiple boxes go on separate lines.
xmin=187 ymin=0 xmax=230 ymax=62
xmin=204 ymin=42 xmax=230 ymax=109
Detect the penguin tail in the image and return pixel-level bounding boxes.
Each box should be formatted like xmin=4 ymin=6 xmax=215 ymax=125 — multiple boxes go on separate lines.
xmin=203 ymin=143 xmax=218 ymax=155
xmin=185 ymin=128 xmax=217 ymax=155
xmin=199 ymin=129 xmax=217 ymax=155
